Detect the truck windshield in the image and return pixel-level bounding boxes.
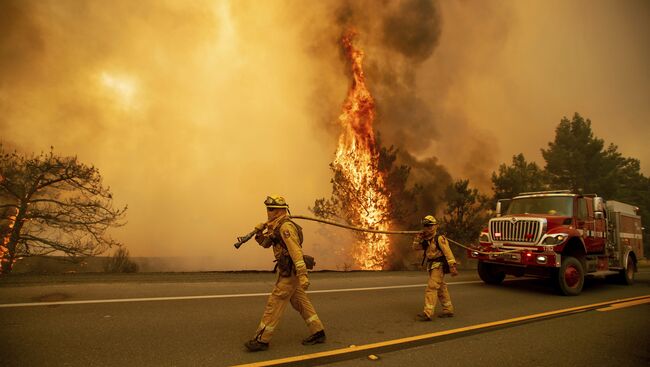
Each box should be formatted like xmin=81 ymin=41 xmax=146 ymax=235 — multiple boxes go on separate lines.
xmin=506 ymin=196 xmax=573 ymax=216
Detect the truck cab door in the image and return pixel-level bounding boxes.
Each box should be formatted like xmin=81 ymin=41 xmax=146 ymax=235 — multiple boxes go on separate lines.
xmin=578 ymin=197 xmax=605 ymax=253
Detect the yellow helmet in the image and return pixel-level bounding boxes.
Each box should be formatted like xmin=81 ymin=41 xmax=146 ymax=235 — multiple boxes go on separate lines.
xmin=264 ymin=195 xmax=289 ymax=209
xmin=422 ymin=215 xmax=438 ymax=226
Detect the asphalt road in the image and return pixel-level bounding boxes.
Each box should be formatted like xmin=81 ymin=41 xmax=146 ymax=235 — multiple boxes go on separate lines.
xmin=1 ymin=269 xmax=648 ymax=367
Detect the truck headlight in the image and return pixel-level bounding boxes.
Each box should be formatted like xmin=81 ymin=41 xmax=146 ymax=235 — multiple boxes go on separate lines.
xmin=542 ymin=234 xmax=566 ymax=245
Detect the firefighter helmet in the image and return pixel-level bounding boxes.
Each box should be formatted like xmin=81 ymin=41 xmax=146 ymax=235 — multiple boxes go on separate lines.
xmin=264 ymin=195 xmax=289 ymax=209
xmin=422 ymin=215 xmax=438 ymax=226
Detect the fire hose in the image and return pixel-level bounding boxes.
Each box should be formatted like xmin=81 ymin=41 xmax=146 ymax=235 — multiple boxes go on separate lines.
xmin=233 ymin=215 xmax=518 ymax=255
xmin=288 ymin=215 xmax=520 ymax=256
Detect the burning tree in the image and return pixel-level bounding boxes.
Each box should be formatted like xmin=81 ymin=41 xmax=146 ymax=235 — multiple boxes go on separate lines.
xmin=0 ymin=146 xmax=127 ymax=274
xmin=312 ymin=30 xmax=392 ymax=270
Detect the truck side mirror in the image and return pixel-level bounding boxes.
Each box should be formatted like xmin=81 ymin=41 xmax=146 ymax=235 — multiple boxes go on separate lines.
xmin=593 ymin=197 xmax=604 ymax=219
xmin=496 ymin=199 xmax=510 ymax=217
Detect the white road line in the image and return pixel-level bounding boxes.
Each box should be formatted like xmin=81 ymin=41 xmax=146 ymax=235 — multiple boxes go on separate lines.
xmin=0 ymin=280 xmax=484 ymax=308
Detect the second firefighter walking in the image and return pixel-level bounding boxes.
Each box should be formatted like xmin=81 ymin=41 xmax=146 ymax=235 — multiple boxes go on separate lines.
xmin=412 ymin=215 xmax=459 ymax=321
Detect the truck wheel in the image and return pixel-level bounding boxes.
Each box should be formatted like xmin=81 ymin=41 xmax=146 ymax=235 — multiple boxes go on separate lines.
xmin=555 ymin=256 xmax=584 ymax=296
xmin=619 ymin=255 xmax=635 ymax=285
xmin=478 ymin=261 xmax=505 ymax=285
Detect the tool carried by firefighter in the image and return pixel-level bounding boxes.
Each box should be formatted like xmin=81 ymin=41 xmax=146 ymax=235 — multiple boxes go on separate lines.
xmin=233 ymin=229 xmax=258 ymax=249
xmin=233 ymin=223 xmax=316 ymax=270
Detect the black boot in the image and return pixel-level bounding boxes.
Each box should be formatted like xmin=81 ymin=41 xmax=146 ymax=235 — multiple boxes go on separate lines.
xmin=244 ymin=339 xmax=269 ymax=352
xmin=302 ymin=330 xmax=326 ymax=345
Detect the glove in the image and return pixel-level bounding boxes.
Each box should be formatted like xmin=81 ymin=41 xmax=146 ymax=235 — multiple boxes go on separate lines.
xmin=450 ymin=264 xmax=459 ymax=276
xmin=412 ymin=233 xmax=423 ymax=248
xmin=298 ymin=273 xmax=310 ymax=290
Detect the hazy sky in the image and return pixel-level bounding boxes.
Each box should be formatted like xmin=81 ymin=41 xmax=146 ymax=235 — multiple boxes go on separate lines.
xmin=1 ymin=0 xmax=648 ymax=270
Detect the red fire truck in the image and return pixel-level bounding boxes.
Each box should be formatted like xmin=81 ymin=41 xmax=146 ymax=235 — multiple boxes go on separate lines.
xmin=468 ymin=190 xmax=644 ymax=295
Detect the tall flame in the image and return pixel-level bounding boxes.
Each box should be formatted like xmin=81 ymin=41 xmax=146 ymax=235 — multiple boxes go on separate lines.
xmin=333 ymin=30 xmax=391 ymax=270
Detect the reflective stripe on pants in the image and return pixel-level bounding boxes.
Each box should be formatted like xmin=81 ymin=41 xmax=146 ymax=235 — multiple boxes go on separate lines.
xmin=254 ymin=273 xmax=324 ymax=343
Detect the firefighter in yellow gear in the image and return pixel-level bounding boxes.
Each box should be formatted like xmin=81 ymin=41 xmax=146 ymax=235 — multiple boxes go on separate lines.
xmin=412 ymin=215 xmax=459 ymax=321
xmin=244 ymin=195 xmax=326 ymax=352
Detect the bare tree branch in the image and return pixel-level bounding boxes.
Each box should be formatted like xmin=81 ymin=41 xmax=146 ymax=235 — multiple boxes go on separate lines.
xmin=0 ymin=146 xmax=127 ymax=274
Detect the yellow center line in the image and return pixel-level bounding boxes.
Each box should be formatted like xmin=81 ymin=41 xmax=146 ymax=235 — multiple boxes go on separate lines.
xmin=596 ymin=297 xmax=650 ymax=312
xmin=232 ymin=294 xmax=650 ymax=367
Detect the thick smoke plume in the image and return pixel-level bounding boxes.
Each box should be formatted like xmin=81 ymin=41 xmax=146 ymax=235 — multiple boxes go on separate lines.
xmin=323 ymin=0 xmax=491 ymax=200
xmin=309 ymin=1 xmax=457 ymax=269
xmin=334 ymin=0 xmax=446 ymax=157
xmin=327 ymin=1 xmax=457 ymax=213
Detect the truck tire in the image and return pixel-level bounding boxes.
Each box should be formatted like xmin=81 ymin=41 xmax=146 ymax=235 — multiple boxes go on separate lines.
xmin=478 ymin=261 xmax=505 ymax=285
xmin=619 ymin=255 xmax=635 ymax=285
xmin=555 ymin=256 xmax=584 ymax=296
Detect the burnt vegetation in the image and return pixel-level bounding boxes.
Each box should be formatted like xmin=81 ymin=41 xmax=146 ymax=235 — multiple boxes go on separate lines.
xmin=104 ymin=247 xmax=139 ymax=273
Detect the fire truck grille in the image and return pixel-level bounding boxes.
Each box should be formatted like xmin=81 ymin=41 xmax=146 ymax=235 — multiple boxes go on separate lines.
xmin=490 ymin=219 xmax=542 ymax=243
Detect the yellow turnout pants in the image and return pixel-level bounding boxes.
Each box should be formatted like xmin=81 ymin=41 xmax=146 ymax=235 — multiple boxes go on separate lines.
xmin=254 ymin=273 xmax=324 ymax=343
xmin=423 ymin=267 xmax=454 ymax=318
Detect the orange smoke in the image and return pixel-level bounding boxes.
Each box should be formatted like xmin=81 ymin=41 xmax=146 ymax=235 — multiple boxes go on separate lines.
xmin=333 ymin=30 xmax=391 ymax=270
